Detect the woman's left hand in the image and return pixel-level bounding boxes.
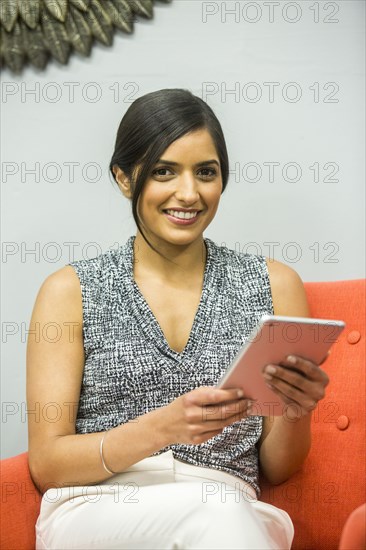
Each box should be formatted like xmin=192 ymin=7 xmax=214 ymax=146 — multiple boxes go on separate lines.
xmin=262 ymin=353 xmax=330 ymax=418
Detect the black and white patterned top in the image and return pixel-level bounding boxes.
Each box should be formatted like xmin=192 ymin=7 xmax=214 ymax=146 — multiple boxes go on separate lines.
xmin=67 ymin=235 xmax=274 ymax=496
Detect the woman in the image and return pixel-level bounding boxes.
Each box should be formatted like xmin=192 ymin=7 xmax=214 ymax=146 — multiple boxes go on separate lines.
xmin=28 ymin=88 xmax=329 ymax=549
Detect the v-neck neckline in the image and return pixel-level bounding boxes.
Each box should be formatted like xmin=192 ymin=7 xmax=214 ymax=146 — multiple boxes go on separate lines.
xmin=125 ymin=235 xmax=215 ymax=360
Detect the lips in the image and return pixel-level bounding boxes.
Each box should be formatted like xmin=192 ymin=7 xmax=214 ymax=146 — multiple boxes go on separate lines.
xmin=162 ymin=209 xmax=202 ymax=213
xmin=162 ymin=210 xmax=202 ymax=225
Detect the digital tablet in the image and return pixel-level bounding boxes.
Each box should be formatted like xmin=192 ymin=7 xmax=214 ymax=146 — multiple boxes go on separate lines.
xmin=216 ymin=315 xmax=345 ymax=416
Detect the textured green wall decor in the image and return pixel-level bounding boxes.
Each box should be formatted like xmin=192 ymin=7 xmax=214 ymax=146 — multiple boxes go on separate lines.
xmin=0 ymin=0 xmax=172 ymax=73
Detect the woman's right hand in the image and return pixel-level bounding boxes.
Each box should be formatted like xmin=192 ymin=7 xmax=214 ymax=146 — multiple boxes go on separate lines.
xmin=160 ymin=386 xmax=255 ymax=446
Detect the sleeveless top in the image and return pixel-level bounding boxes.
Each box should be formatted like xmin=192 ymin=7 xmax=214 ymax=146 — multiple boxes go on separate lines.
xmin=67 ymin=235 xmax=274 ymax=496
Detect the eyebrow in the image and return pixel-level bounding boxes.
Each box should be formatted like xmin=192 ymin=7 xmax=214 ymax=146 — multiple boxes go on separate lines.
xmin=156 ymin=159 xmax=220 ymax=168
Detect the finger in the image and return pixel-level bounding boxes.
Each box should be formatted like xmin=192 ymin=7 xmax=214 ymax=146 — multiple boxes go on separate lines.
xmin=202 ymin=398 xmax=253 ymax=422
xmin=263 ymin=363 xmax=327 ymax=401
xmin=200 ymin=407 xmax=251 ymax=431
xmin=279 ymin=355 xmax=329 ymax=383
xmin=265 ymin=377 xmax=319 ymax=412
xmin=190 ymin=386 xmax=247 ymax=405
xmin=203 ymin=412 xmax=252 ymax=433
xmin=265 ymin=383 xmax=314 ymax=418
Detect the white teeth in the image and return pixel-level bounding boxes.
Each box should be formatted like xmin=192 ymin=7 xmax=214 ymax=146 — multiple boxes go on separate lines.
xmin=165 ymin=209 xmax=199 ymax=220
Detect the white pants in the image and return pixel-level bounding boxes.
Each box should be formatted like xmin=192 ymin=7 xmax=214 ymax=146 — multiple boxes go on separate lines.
xmin=35 ymin=449 xmax=294 ymax=550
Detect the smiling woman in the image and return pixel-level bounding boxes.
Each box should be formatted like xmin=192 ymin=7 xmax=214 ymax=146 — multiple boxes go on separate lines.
xmin=109 ymin=88 xmax=228 ymax=264
xmin=113 ymin=127 xmax=224 ymax=275
xmin=27 ymin=88 xmax=330 ymax=550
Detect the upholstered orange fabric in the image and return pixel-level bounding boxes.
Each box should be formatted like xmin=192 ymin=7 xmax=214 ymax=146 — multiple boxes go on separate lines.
xmin=261 ymin=279 xmax=366 ymax=550
xmin=0 ymin=280 xmax=365 ymax=550
xmin=0 ymin=452 xmax=42 ymax=550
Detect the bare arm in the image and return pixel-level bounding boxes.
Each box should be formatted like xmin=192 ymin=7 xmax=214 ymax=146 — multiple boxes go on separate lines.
xmin=27 ymin=267 xmax=252 ymax=493
xmin=257 ymin=259 xmax=329 ymax=485
xmin=26 ymin=266 xmax=174 ymax=493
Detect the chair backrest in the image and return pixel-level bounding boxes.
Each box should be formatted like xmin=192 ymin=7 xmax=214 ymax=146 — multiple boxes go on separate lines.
xmin=260 ymin=279 xmax=366 ymax=550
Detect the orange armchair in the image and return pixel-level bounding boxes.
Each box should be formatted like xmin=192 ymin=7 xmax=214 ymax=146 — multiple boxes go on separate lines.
xmin=1 ymin=279 xmax=365 ymax=550
xmin=260 ymin=279 xmax=366 ymax=549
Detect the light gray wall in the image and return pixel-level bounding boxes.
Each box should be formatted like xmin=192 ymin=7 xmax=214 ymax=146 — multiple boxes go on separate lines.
xmin=1 ymin=1 xmax=365 ymax=458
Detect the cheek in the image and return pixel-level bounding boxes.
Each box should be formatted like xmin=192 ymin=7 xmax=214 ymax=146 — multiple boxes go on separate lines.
xmin=138 ymin=187 xmax=161 ymax=213
xmin=206 ymin=185 xmax=222 ymax=206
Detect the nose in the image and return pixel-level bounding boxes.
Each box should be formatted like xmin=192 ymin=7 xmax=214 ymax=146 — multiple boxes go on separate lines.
xmin=174 ymin=171 xmax=200 ymax=203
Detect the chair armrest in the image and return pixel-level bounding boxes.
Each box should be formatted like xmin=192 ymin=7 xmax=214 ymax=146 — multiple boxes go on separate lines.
xmin=339 ymin=503 xmax=366 ymax=550
xmin=0 ymin=452 xmax=42 ymax=550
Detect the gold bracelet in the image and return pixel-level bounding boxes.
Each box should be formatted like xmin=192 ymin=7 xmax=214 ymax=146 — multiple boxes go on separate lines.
xmin=99 ymin=433 xmax=117 ymax=475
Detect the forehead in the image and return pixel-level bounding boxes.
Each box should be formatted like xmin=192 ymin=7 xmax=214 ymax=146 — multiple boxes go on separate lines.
xmin=160 ymin=128 xmax=218 ymax=160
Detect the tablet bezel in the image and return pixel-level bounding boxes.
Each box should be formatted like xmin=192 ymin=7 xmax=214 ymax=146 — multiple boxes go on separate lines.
xmin=216 ymin=315 xmax=345 ymax=417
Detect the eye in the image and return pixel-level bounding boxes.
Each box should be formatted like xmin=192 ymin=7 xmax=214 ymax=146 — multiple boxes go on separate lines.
xmin=198 ymin=167 xmax=217 ymax=179
xmin=152 ymin=167 xmax=173 ymax=178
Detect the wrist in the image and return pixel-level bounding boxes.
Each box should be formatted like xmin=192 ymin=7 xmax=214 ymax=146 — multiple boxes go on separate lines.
xmin=282 ymin=404 xmax=314 ymax=423
xmin=146 ymin=405 xmax=174 ymax=449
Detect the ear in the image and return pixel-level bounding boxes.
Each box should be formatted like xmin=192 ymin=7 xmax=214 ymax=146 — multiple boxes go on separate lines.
xmin=112 ymin=165 xmax=133 ymax=199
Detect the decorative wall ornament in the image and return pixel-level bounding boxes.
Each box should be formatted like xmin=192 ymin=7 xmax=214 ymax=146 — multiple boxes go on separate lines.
xmin=0 ymin=0 xmax=172 ymax=73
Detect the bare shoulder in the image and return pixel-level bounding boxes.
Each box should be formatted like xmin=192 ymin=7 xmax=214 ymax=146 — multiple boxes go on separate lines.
xmin=35 ymin=265 xmax=82 ymax=315
xmin=264 ymin=258 xmax=310 ymax=317
xmin=41 ymin=264 xmax=81 ymax=292
xmin=265 ymin=257 xmax=303 ymax=291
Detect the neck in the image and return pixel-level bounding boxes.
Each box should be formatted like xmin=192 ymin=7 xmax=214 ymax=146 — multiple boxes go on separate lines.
xmin=132 ymin=230 xmax=207 ymax=284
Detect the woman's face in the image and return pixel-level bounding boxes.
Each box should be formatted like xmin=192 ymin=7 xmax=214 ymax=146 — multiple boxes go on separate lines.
xmin=136 ymin=128 xmax=223 ymax=248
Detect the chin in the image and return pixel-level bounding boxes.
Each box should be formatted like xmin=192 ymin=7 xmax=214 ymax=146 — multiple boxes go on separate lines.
xmin=157 ymin=233 xmax=203 ymax=246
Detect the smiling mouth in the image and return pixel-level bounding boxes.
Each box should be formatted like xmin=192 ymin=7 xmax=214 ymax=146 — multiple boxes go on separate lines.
xmin=162 ymin=209 xmax=202 ymax=220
